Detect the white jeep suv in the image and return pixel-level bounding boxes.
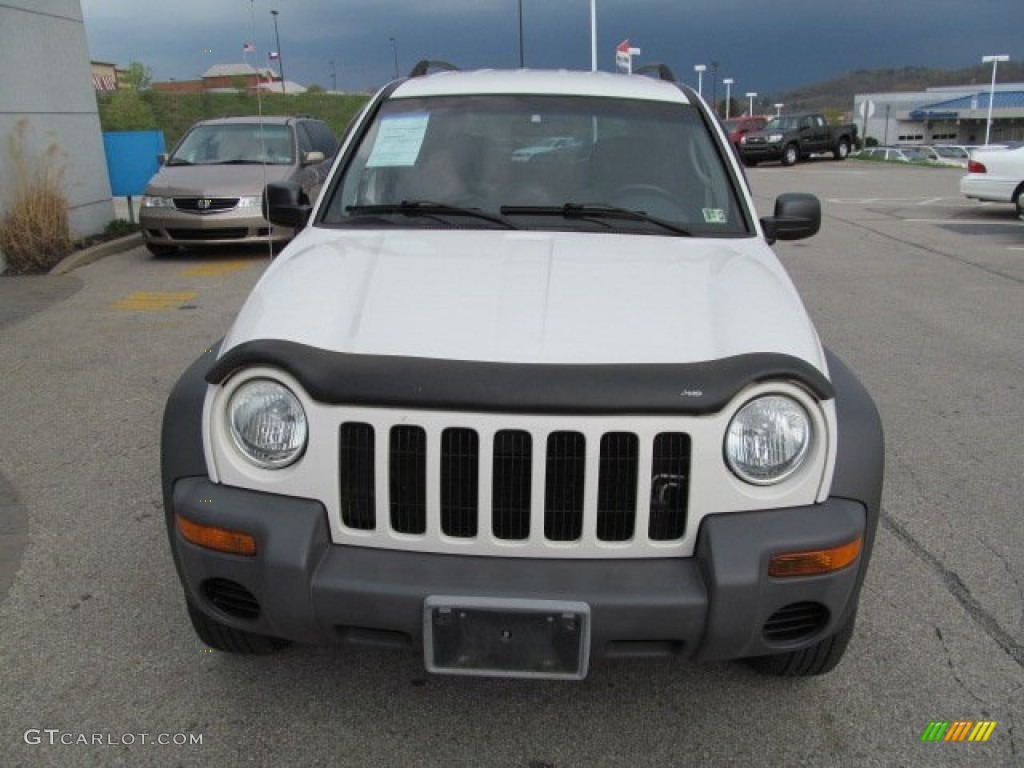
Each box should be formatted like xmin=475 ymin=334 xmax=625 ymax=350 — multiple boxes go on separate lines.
xmin=162 ymin=64 xmax=883 ymax=679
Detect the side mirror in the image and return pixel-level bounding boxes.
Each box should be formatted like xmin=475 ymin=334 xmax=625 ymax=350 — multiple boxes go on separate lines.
xmin=263 ymin=181 xmax=312 ymax=229
xmin=302 ymin=150 xmax=326 ymax=166
xmin=760 ymin=193 xmax=820 ymax=244
xmin=157 ymin=153 xmax=168 ymax=166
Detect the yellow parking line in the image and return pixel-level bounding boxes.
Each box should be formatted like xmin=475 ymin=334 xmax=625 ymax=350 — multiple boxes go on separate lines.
xmin=179 ymin=260 xmax=254 ymax=277
xmin=111 ymin=291 xmax=198 ymax=311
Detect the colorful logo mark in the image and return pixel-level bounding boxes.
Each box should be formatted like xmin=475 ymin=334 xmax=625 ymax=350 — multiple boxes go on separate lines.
xmin=921 ymin=721 xmax=997 ymax=742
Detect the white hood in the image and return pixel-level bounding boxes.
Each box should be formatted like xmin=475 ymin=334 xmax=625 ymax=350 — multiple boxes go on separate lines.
xmin=222 ymin=229 xmax=825 ymax=370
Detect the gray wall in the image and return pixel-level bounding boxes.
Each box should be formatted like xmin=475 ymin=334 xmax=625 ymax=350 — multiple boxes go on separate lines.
xmin=0 ymin=0 xmax=113 ymax=270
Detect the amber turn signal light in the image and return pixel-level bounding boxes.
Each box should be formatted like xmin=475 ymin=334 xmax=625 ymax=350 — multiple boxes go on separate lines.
xmin=176 ymin=513 xmax=257 ymax=556
xmin=768 ymin=536 xmax=862 ymax=578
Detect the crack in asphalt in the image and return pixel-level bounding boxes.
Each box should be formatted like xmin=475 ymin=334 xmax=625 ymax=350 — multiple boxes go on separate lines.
xmin=829 ymin=211 xmax=1024 ymax=286
xmin=881 ymin=510 xmax=1024 ymax=670
xmin=933 ymin=626 xmax=987 ymax=705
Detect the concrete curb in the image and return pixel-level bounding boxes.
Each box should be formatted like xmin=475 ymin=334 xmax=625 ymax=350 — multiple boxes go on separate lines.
xmin=49 ymin=232 xmax=144 ymax=275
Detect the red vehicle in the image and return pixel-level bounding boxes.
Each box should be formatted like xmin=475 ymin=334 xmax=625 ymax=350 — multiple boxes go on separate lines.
xmin=723 ymin=115 xmax=767 ymax=148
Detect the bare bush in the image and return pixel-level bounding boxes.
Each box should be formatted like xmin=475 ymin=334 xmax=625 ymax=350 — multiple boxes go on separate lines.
xmin=0 ymin=120 xmax=72 ymax=275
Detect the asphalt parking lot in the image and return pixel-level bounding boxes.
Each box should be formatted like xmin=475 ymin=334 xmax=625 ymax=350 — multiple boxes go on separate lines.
xmin=0 ymin=160 xmax=1020 ymax=767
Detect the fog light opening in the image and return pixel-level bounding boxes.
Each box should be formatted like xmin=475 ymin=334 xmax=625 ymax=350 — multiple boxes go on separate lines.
xmin=176 ymin=513 xmax=257 ymax=556
xmin=768 ymin=536 xmax=862 ymax=578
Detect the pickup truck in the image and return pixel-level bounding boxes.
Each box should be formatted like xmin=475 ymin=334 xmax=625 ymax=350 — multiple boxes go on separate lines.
xmin=739 ymin=113 xmax=857 ymax=166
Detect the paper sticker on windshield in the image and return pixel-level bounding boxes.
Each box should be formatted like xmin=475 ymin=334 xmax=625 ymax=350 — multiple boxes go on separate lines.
xmin=367 ymin=113 xmax=429 ymax=167
xmin=702 ymin=208 xmax=727 ymax=224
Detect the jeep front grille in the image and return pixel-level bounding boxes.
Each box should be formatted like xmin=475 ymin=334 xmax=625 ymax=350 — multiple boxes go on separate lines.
xmin=337 ymin=422 xmax=690 ymax=550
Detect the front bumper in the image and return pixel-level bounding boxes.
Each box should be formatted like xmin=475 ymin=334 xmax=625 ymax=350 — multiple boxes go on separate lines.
xmin=140 ymin=206 xmax=293 ymax=248
xmin=170 ymin=476 xmax=869 ymax=665
xmin=739 ymin=143 xmax=784 ymax=162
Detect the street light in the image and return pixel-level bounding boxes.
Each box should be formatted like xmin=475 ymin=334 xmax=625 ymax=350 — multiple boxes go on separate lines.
xmin=389 ymin=37 xmax=399 ymax=79
xmin=329 ymin=60 xmax=336 ymax=92
xmin=774 ymin=103 xmax=784 ymax=117
xmin=270 ymin=10 xmax=286 ymax=94
xmin=746 ymin=92 xmax=757 ymax=116
xmin=982 ymin=54 xmax=1009 ymax=145
xmin=694 ymin=64 xmax=706 ymax=97
xmin=723 ymin=78 xmax=734 ymax=119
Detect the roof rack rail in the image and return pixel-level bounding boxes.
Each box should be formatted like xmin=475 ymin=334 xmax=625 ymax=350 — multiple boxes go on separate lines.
xmin=408 ymin=60 xmax=459 ymax=78
xmin=633 ymin=63 xmax=676 ymax=82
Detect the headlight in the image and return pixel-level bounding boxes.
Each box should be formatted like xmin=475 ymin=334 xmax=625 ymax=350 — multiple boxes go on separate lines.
xmin=768 ymin=133 xmax=784 ymax=143
xmin=227 ymin=379 xmax=308 ymax=468
xmin=724 ymin=395 xmax=811 ymax=485
xmin=142 ymin=195 xmax=174 ymax=208
xmin=236 ymin=195 xmax=262 ymax=208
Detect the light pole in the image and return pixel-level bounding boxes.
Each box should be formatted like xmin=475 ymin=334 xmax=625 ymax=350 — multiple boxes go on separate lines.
xmin=518 ymin=0 xmax=524 ymax=68
xmin=270 ymin=10 xmax=285 ymax=94
xmin=723 ymin=78 xmax=733 ymax=119
xmin=329 ymin=60 xmax=336 ymax=92
xmin=774 ymin=103 xmax=784 ymax=117
xmin=982 ymin=54 xmax=1009 ymax=145
xmin=746 ymin=92 xmax=757 ymax=116
xmin=389 ymin=37 xmax=399 ymax=79
xmin=694 ymin=64 xmax=706 ymax=97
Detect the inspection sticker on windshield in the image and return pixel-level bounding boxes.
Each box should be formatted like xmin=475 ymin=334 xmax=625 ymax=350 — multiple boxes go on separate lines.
xmin=702 ymin=208 xmax=727 ymax=224
xmin=367 ymin=113 xmax=429 ymax=167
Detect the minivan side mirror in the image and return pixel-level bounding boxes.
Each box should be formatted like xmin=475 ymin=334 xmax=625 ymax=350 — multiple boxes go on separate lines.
xmin=760 ymin=193 xmax=821 ymax=244
xmin=263 ymin=181 xmax=312 ymax=229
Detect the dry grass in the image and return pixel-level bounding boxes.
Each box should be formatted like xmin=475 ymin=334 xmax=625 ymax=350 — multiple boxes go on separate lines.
xmin=0 ymin=120 xmax=72 ymax=275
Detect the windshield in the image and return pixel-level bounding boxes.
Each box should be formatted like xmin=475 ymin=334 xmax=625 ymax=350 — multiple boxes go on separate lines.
xmin=168 ymin=123 xmax=295 ymax=166
xmin=321 ymin=94 xmax=749 ymax=236
xmin=763 ymin=117 xmax=799 ymax=132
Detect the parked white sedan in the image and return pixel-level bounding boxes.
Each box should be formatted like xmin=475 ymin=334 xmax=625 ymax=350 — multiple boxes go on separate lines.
xmin=960 ymin=146 xmax=1024 ymax=219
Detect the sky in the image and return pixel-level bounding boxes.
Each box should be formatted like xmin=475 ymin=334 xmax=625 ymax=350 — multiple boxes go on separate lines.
xmin=80 ymin=0 xmax=1024 ymax=97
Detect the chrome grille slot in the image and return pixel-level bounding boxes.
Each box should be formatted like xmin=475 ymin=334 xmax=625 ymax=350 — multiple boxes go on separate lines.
xmin=597 ymin=432 xmax=639 ymax=542
xmin=544 ymin=431 xmax=586 ymax=541
xmin=339 ymin=422 xmax=375 ymax=529
xmin=492 ymin=430 xmax=532 ymax=540
xmin=389 ymin=426 xmax=426 ymax=534
xmin=441 ymin=428 xmax=479 ymax=537
xmin=649 ymin=433 xmax=691 ymax=541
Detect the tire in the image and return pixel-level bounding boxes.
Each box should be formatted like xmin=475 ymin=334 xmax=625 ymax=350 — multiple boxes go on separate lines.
xmin=833 ymin=139 xmax=850 ymax=161
xmin=742 ymin=157 xmax=758 ymax=168
xmin=781 ymin=144 xmax=799 ymax=166
xmin=1015 ymin=188 xmax=1023 ymax=221
xmin=186 ymin=599 xmax=291 ymax=654
xmin=745 ymin=609 xmax=857 ymax=677
xmin=146 ymin=242 xmax=178 ymax=258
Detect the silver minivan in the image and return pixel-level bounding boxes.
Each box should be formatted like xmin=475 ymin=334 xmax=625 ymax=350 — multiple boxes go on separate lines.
xmin=140 ymin=116 xmax=336 ymax=256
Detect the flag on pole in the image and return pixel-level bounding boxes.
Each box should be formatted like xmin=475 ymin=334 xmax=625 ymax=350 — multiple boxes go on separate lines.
xmin=269 ymin=51 xmax=280 ymax=60
xmin=243 ymin=42 xmax=255 ymax=53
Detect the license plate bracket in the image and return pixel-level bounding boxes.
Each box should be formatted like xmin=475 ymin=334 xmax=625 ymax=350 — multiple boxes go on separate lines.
xmin=423 ymin=596 xmax=590 ymax=680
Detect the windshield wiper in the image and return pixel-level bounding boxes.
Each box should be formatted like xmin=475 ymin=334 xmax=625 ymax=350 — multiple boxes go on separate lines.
xmin=209 ymin=159 xmax=266 ymax=165
xmin=347 ymin=201 xmax=518 ymax=229
xmin=500 ymin=203 xmax=692 ymax=236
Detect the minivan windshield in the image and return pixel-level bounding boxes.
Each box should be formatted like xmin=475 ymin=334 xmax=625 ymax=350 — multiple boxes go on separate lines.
xmin=321 ymin=94 xmax=750 ymax=236
xmin=167 ymin=123 xmax=295 ymax=166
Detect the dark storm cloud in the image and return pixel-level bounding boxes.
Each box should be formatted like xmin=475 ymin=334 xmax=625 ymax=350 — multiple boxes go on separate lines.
xmin=80 ymin=0 xmax=1023 ymax=95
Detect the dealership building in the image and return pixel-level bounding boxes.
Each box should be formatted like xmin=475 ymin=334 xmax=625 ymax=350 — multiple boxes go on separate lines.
xmin=854 ymin=83 xmax=1024 ymax=146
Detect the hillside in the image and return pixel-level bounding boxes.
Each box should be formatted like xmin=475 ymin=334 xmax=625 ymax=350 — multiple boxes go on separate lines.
xmin=770 ymin=62 xmax=1024 ymax=113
